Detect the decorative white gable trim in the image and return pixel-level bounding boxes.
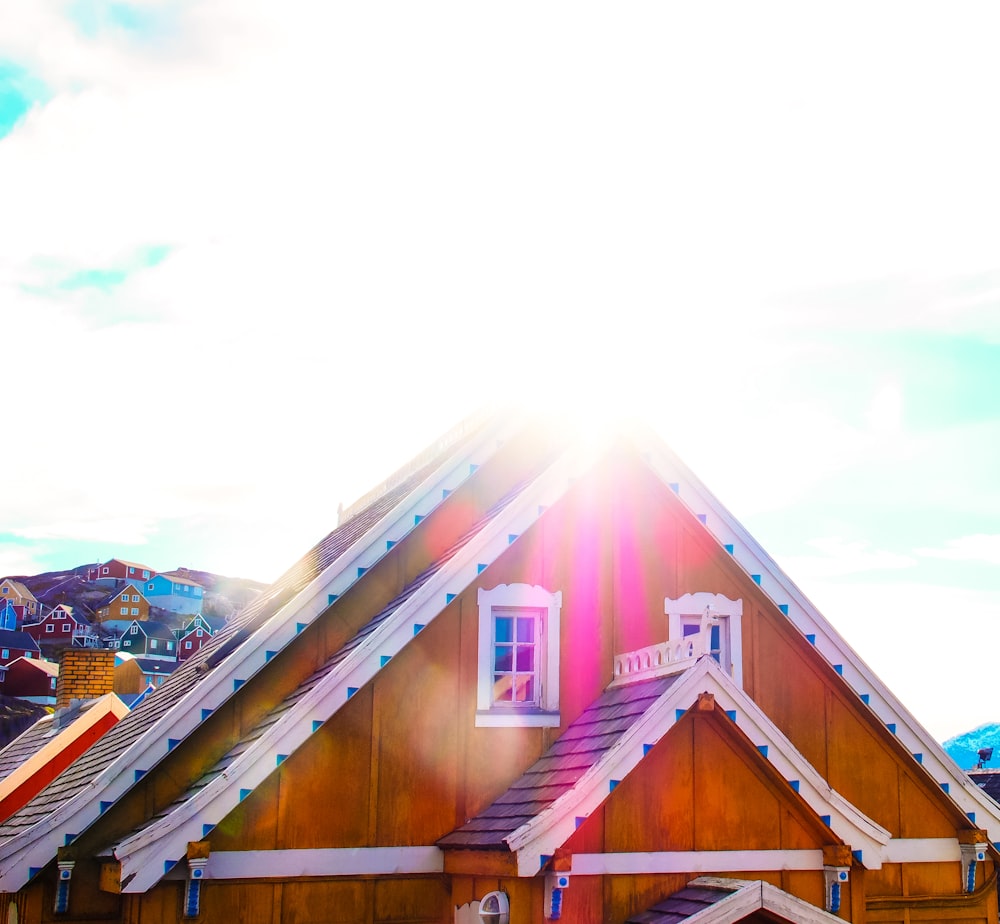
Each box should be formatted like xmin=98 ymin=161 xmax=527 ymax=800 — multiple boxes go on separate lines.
xmin=664 ymin=592 xmax=744 ymax=688
xmin=174 ymin=847 xmax=445 ymax=880
xmin=476 ymin=584 xmax=562 ymax=726
xmin=506 ymin=658 xmax=890 ymax=876
xmin=685 ymin=877 xmax=845 ymax=924
xmin=0 ymin=418 xmax=519 ymax=894
xmin=110 ymin=445 xmax=604 ymax=894
xmin=631 ymin=428 xmax=1000 ymax=843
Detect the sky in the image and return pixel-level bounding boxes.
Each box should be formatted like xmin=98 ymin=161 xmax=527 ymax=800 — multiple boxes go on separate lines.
xmin=2 ymin=1 xmax=999 ymax=741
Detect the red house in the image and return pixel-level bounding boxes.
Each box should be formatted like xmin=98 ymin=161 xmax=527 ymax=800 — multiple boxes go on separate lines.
xmin=21 ymin=606 xmax=84 ymax=647
xmin=0 ymin=657 xmax=57 ymax=703
xmin=0 ymin=630 xmax=39 ymax=668
xmin=89 ymin=559 xmax=155 ymax=588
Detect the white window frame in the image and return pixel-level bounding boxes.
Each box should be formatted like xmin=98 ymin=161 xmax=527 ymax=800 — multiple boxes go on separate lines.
xmin=476 ymin=583 xmax=562 ymax=728
xmin=46 ymin=625 xmax=54 ymax=633
xmin=664 ymin=592 xmax=744 ymax=688
xmin=120 ymin=607 xmax=128 ymax=615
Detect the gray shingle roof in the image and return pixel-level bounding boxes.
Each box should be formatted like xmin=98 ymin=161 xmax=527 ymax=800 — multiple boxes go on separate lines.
xmin=438 ymin=674 xmax=683 ymax=849
xmin=625 ymin=884 xmax=737 ymax=923
xmin=0 ymin=419 xmax=491 ymax=846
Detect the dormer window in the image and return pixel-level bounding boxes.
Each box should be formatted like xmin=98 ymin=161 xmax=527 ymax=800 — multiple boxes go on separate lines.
xmin=477 ymin=584 xmax=562 ymax=728
xmin=664 ymin=592 xmax=744 ymax=687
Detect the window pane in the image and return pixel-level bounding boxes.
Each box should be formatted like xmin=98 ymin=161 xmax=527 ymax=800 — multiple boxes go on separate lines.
xmin=494 ymin=616 xmax=513 ymax=643
xmin=494 ymin=645 xmax=513 ymax=672
xmin=516 ymin=617 xmax=534 ymax=642
xmin=493 ymin=675 xmax=513 ymax=701
xmin=515 ymin=646 xmax=535 ymax=671
xmin=513 ymin=675 xmax=535 ymax=702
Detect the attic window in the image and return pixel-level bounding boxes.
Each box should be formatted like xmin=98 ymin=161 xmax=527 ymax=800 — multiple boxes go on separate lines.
xmin=477 ymin=584 xmax=562 ymax=728
xmin=664 ymin=592 xmax=744 ymax=687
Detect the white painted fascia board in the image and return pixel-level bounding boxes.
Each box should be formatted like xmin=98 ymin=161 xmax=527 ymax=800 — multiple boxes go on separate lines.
xmin=508 ymin=658 xmax=889 ymax=875
xmin=759 ymin=880 xmax=845 ymax=923
xmin=113 ymin=446 xmax=596 ymax=893
xmin=172 ymin=847 xmax=445 ymax=880
xmin=0 ymin=421 xmax=513 ymax=893
xmin=631 ymin=430 xmax=1000 ymax=840
xmin=571 ymin=850 xmax=825 ymax=875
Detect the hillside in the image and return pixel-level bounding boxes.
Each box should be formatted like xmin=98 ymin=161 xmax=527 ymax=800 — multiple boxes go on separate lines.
xmin=943 ymin=722 xmax=1000 ymax=772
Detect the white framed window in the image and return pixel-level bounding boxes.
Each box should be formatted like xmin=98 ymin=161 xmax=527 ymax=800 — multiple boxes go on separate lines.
xmin=121 ymin=594 xmax=129 ymax=602
xmin=120 ymin=607 xmax=128 ymax=615
xmin=46 ymin=625 xmax=54 ymax=633
xmin=142 ymin=570 xmax=150 ymax=579
xmin=147 ymin=583 xmax=154 ymax=591
xmin=196 ymin=629 xmax=202 ymax=638
xmin=185 ymin=640 xmax=192 ymax=649
xmin=54 ymin=611 xmax=64 ymax=619
xmin=477 ymin=584 xmax=562 ymax=728
xmin=103 ymin=567 xmax=110 ymax=574
xmin=150 ymin=639 xmax=158 ymax=649
xmin=132 ymin=595 xmax=139 ymax=602
xmin=128 ymin=567 xmax=135 ymax=574
xmin=167 ymin=641 xmax=174 ymax=650
xmin=62 ymin=624 xmax=70 ymax=632
xmin=131 ymin=607 xmax=138 ymax=615
xmin=664 ymin=592 xmax=744 ymax=687
xmin=129 ymin=624 xmax=138 ymax=635
xmin=1 ymin=649 xmax=8 ymax=659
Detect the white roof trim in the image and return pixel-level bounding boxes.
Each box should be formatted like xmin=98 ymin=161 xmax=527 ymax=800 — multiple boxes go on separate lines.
xmin=0 ymin=418 xmax=516 ymax=893
xmin=679 ymin=877 xmax=844 ymax=924
xmin=111 ymin=445 xmax=603 ymax=893
xmin=507 ymin=657 xmax=889 ymax=876
xmin=631 ymin=428 xmax=1000 ymax=841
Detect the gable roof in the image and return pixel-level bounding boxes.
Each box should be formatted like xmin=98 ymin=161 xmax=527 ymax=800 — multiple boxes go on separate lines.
xmin=629 ymin=425 xmax=1000 ymax=841
xmin=627 ymin=877 xmax=844 ymax=924
xmin=3 ymin=657 xmax=58 ymax=679
xmin=150 ymin=573 xmax=203 ymax=590
xmin=0 ymin=630 xmax=40 ymax=652
xmin=0 ymin=579 xmax=36 ymax=603
xmin=0 ymin=413 xmax=520 ymax=892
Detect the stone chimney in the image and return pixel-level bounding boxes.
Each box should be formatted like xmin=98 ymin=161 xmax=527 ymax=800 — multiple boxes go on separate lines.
xmin=55 ymin=649 xmax=116 ymax=709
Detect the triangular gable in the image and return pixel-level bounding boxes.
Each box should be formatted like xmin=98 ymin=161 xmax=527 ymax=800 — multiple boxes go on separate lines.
xmin=0 ymin=415 xmax=529 ymax=892
xmin=102 ymin=443 xmax=608 ymax=892
xmin=629 ymin=877 xmax=843 ymax=924
xmin=629 ymin=427 xmax=1000 ymax=841
xmin=449 ymin=658 xmax=888 ymax=876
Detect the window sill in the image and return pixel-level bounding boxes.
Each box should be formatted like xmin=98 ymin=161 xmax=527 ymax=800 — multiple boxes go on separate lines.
xmin=475 ymin=709 xmax=561 ymax=728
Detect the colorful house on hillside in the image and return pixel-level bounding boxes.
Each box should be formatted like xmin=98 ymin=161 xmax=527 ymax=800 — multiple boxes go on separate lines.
xmin=141 ymin=572 xmax=204 ymax=616
xmin=0 ymin=413 xmax=997 ymax=924
xmin=0 ymin=630 xmax=39 ymax=669
xmin=21 ymin=606 xmax=85 ymax=647
xmin=0 ymin=601 xmax=16 ymax=632
xmin=0 ymin=658 xmax=58 ymax=704
xmin=95 ymin=585 xmax=151 ymax=624
xmin=0 ymin=579 xmax=38 ymax=621
xmin=89 ymin=560 xmax=154 ymax=589
xmin=176 ymin=614 xmax=226 ymax=662
xmin=116 ymin=620 xmax=177 ymax=661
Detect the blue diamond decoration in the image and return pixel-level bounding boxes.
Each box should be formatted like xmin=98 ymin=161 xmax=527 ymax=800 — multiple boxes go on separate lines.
xmin=789 ymin=780 xmax=800 ymax=792
xmin=778 ymin=604 xmax=789 ymax=615
xmin=234 ymin=679 xmax=245 ymax=691
xmin=100 ymin=801 xmax=113 ymax=814
xmin=446 ymin=593 xmax=456 ymax=604
xmin=724 ymin=543 xmax=734 ymax=554
xmin=167 ymin=738 xmax=180 ymax=751
xmin=296 ymin=623 xmax=306 ymax=634
xmin=821 ymin=815 xmax=831 ymax=827
xmin=357 ymin=567 xmax=367 ymax=578
xmin=240 ymin=789 xmax=251 ymax=801
xmin=415 ymin=514 xmax=424 ymax=525
xmin=201 ymin=708 xmax=213 ymax=720
xmin=696 ymin=514 xmax=707 ymax=524
xmin=643 ymin=744 xmax=653 ymax=755
xmin=834 ymin=664 xmax=843 ymax=675
xmin=806 ymin=634 xmax=816 ymax=645
xmin=860 ymin=693 xmax=870 ymax=705
xmin=913 ymin=753 xmax=923 ymax=764
xmin=968 ymin=812 xmax=976 ymax=823
xmin=508 ymin=534 xmax=518 ymax=544
xmin=347 ymin=687 xmax=359 ymax=698
xmin=134 ymin=769 xmax=146 ymax=781
xmin=328 ymin=594 xmax=338 ymax=605
xmin=941 ymin=782 xmax=950 ymax=793
xmin=751 ymin=574 xmax=761 ymax=585
xmin=276 ymin=754 xmax=288 ymax=766
xmin=609 ymin=779 xmax=620 ymax=792
xmin=413 ymin=624 xmax=425 ymax=635
xmin=203 ymin=824 xmax=215 ymax=837
xmin=443 ymin=489 xmax=452 ymax=498
xmin=265 ymin=650 xmax=276 ymax=662
xmin=386 ymin=540 xmax=396 ymax=550
xmin=675 ymin=709 xmax=686 ymax=721
xmin=725 ymin=710 xmax=736 ymax=721
xmin=380 ymin=655 xmax=391 ymax=667
xmin=312 ymin=720 xmax=323 ymax=732
xmin=477 ymin=563 xmax=488 ymax=574
xmin=757 ymin=745 xmax=768 ymax=758
xmin=853 ymin=850 xmax=863 ymax=864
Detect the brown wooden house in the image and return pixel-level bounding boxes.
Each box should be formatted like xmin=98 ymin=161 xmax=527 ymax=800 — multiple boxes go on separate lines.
xmin=0 ymin=413 xmax=996 ymax=924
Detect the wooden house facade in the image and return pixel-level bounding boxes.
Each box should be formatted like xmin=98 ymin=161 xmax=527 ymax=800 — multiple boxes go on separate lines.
xmin=0 ymin=414 xmax=996 ymax=924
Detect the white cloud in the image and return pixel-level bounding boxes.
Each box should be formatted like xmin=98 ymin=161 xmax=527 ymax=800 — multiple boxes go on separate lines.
xmin=776 ymin=537 xmax=916 ymax=580
xmin=917 ymin=535 xmax=1000 ymax=566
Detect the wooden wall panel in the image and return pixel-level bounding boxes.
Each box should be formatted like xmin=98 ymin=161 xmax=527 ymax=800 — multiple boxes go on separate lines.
xmin=898 ymin=770 xmax=959 ymax=839
xmin=199 ymin=882 xmax=275 ymax=924
xmin=373 ymin=878 xmax=449 ymax=923
xmin=279 ymin=880 xmax=368 ymax=924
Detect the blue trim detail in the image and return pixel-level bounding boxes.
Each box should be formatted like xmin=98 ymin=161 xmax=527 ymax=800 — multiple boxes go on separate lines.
xmin=725 ymin=710 xmax=736 ymax=722
xmin=380 ymin=655 xmax=391 ymax=667
xmin=751 ymin=574 xmax=761 ymax=585
xmin=100 ymin=801 xmax=113 ymax=814
xmin=789 ymin=780 xmax=800 ymax=793
xmin=575 ymin=816 xmax=586 ymax=828
xmin=347 ymin=687 xmax=359 ymax=698
xmin=446 ymin=593 xmax=456 ymax=603
xmin=442 ymin=489 xmax=452 ymax=498
xmin=643 ymin=744 xmax=654 ymax=755
xmin=470 ymin=464 xmax=479 ymax=474
xmin=968 ymin=811 xmax=977 ymax=823
xmin=757 ymin=745 xmax=768 ymax=758
xmin=477 ymin=563 xmax=488 ymax=574
xmin=234 ymin=679 xmax=245 ymax=691
xmin=913 ymin=753 xmax=923 ymax=764
xmin=265 ymin=650 xmax=276 ymax=662
xmin=508 ymin=534 xmax=518 ymax=544
xmin=724 ymin=543 xmax=734 ymax=554
xmin=134 ymin=769 xmax=146 ymax=781
xmin=540 ymin=854 xmax=552 ymax=869
xmin=414 ymin=514 xmax=424 ymax=525
xmin=28 ymin=868 xmax=41 ymax=880
xmin=860 ymin=693 xmax=870 ymax=705
xmin=941 ymin=782 xmax=950 ymax=793
xmin=165 ymin=859 xmax=177 ymax=875
xmin=296 ymin=623 xmax=306 ymax=634
xmin=240 ymin=789 xmax=251 ymax=801
xmin=853 ymin=850 xmax=863 ymax=864
xmin=357 ymin=567 xmax=367 ymax=578
xmin=312 ymin=720 xmax=323 ymax=732
xmin=54 ymin=879 xmax=70 ymax=914
xmin=413 ymin=624 xmax=425 ymax=635
xmin=834 ymin=664 xmax=843 ymax=675
xmin=669 ymin=483 xmax=680 ymax=494
xmin=201 ymin=708 xmax=213 ymax=720
xmin=328 ymin=593 xmax=338 ymax=605
xmin=806 ymin=634 xmax=816 ymax=645
xmin=64 ymin=833 xmax=76 ymax=846
xmin=202 ymin=824 xmax=215 ymax=837
xmin=167 ymin=738 xmax=180 ymax=751
xmin=386 ymin=540 xmax=396 ymax=550
xmin=696 ymin=513 xmax=707 ymax=524
xmin=821 ymin=814 xmax=831 ymax=827
xmin=276 ymin=754 xmax=288 ymax=766
xmin=610 ymin=779 xmax=620 ymax=792
xmin=778 ymin=604 xmax=789 ymax=615
xmin=886 ymin=723 xmax=896 ymax=734
xmin=675 ymin=709 xmax=686 ymax=721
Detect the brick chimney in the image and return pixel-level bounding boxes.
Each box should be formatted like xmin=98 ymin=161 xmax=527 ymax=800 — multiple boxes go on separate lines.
xmin=55 ymin=649 xmax=117 ymax=709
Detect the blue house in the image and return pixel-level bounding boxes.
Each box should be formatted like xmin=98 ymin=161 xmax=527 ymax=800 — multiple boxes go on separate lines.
xmin=0 ymin=600 xmax=17 ymax=632
xmin=141 ymin=573 xmax=204 ymax=616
